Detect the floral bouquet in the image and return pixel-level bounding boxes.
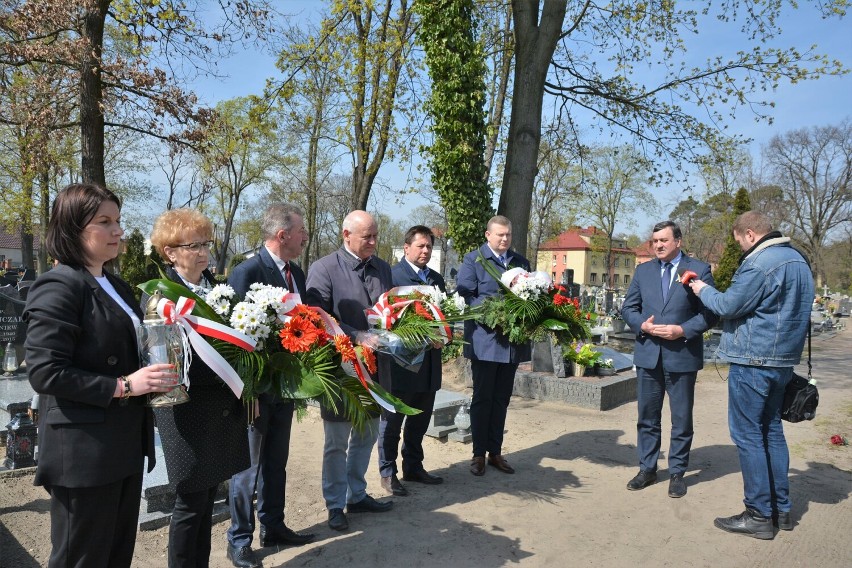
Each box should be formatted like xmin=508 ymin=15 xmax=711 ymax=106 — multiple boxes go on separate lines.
xmin=363 ymin=286 xmax=470 ymax=371
xmin=475 ymin=252 xmax=593 ymax=346
xmin=139 ymin=279 xmax=420 ymax=427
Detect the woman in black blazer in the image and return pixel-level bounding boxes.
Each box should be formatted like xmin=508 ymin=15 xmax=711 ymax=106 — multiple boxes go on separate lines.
xmin=147 ymin=208 xmax=249 ymax=568
xmin=25 ymin=183 xmax=178 ymax=568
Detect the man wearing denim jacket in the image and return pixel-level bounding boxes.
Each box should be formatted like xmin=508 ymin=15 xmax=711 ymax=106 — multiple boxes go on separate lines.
xmin=688 ymin=211 xmax=814 ymax=540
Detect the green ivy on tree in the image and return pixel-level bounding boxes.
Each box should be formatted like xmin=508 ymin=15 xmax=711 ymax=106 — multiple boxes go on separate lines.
xmin=415 ymin=0 xmax=493 ymax=256
xmin=713 ymin=187 xmax=752 ymax=291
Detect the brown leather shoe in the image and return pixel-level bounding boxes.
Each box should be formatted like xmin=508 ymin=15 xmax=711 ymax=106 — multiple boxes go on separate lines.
xmin=487 ymin=454 xmax=515 ymax=474
xmin=470 ymin=456 xmax=486 ymax=476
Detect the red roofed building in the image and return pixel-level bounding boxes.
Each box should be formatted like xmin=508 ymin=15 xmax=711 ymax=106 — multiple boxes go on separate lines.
xmin=633 ymin=240 xmax=656 ymax=265
xmin=537 ymin=226 xmax=636 ymax=290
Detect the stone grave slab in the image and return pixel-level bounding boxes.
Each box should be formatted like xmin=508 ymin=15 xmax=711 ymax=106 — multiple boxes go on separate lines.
xmin=425 ymin=389 xmax=466 ymax=439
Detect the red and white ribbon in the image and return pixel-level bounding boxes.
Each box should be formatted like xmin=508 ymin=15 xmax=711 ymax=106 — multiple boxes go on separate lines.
xmin=365 ymin=286 xmax=452 ymax=345
xmin=157 ymin=296 xmax=257 ymax=398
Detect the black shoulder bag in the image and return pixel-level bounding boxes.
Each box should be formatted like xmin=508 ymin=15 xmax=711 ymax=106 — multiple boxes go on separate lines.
xmin=781 ymin=322 xmax=819 ymax=423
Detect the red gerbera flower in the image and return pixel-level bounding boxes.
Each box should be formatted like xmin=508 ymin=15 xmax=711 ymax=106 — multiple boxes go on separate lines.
xmin=553 ymin=293 xmax=570 ymax=306
xmin=279 ymin=317 xmax=320 ymax=352
xmin=360 ymin=345 xmax=377 ymax=374
xmin=334 ymin=334 xmax=357 ymax=363
xmin=414 ymin=302 xmax=434 ymax=320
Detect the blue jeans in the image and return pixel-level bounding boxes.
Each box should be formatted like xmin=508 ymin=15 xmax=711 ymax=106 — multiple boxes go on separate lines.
xmin=727 ymin=363 xmax=793 ymax=518
xmin=322 ymin=418 xmax=379 ymax=510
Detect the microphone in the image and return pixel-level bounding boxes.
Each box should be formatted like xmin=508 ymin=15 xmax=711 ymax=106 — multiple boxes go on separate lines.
xmin=677 ymin=265 xmax=698 ymax=285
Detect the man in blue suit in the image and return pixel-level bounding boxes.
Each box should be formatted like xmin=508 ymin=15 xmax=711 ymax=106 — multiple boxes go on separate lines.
xmin=621 ymin=220 xmax=716 ymax=499
xmin=226 ymin=204 xmax=314 ymax=568
xmin=456 ymin=215 xmax=531 ymax=477
xmin=378 ymin=225 xmax=446 ymax=497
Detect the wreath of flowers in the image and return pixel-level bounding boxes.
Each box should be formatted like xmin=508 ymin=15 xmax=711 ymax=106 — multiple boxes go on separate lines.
xmin=474 ymin=252 xmax=593 ymax=346
xmin=139 ymin=279 xmax=418 ymax=428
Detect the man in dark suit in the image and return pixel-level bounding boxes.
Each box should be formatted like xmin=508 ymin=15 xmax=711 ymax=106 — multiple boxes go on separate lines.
xmin=621 ymin=220 xmax=717 ymax=499
xmin=456 ymin=215 xmax=531 ymax=477
xmin=378 ymin=225 xmax=446 ymax=497
xmin=226 ymin=204 xmax=314 ymax=568
xmin=305 ymin=210 xmax=394 ymax=533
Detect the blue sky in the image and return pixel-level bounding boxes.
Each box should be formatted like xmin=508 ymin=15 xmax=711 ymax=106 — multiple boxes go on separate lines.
xmin=188 ymin=2 xmax=851 ymax=234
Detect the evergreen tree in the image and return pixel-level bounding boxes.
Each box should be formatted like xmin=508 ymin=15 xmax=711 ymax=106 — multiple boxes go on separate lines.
xmin=713 ymin=188 xmax=752 ymax=291
xmin=120 ymin=229 xmax=160 ymax=300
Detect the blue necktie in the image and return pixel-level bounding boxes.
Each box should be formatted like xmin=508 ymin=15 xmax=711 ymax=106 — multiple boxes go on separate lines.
xmin=661 ymin=262 xmax=672 ymax=302
xmin=418 ymin=268 xmax=428 ymax=283
xmin=498 ymin=255 xmax=506 ymax=268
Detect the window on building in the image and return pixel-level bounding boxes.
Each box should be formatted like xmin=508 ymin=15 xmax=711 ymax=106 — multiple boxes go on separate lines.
xmin=590 ymin=273 xmax=597 ymax=283
xmin=624 ymin=275 xmax=630 ymax=285
xmin=562 ymin=254 xmax=567 ymax=263
xmin=552 ymin=254 xmax=556 ymax=261
xmin=613 ymin=257 xmax=619 ymax=268
xmin=552 ymin=272 xmax=556 ymax=280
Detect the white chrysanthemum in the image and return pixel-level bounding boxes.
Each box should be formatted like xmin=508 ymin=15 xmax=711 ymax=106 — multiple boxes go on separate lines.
xmin=509 ymin=271 xmax=552 ymax=300
xmin=246 ymin=285 xmax=288 ymax=314
xmin=426 ymin=286 xmax=446 ymax=305
xmin=452 ymin=293 xmax=466 ymax=313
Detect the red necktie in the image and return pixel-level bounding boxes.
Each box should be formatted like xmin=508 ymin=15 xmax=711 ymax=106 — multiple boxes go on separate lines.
xmin=284 ymin=261 xmax=295 ymax=292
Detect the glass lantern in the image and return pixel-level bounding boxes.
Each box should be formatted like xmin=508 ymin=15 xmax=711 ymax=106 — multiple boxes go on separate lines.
xmin=138 ymin=291 xmax=189 ymax=407
xmin=3 ymin=341 xmax=18 ymax=376
xmin=454 ymin=401 xmax=471 ymax=435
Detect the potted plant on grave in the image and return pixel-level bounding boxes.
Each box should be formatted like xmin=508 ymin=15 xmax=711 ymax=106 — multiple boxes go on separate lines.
xmin=563 ymin=341 xmax=601 ymax=377
xmin=595 ymin=357 xmax=616 ymax=376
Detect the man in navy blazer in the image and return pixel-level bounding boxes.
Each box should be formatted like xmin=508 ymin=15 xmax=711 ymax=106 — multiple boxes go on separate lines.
xmin=226 ymin=204 xmax=314 ymax=568
xmin=456 ymin=215 xmax=531 ymax=477
xmin=378 ymin=226 xmax=446 ymax=497
xmin=621 ymin=220 xmax=717 ymax=499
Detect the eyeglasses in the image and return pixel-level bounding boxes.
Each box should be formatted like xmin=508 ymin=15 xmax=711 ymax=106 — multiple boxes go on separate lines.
xmin=172 ymin=240 xmax=213 ymax=252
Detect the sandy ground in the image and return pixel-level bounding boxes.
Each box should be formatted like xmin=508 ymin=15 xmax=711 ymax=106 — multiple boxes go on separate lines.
xmin=2 ymin=328 xmax=850 ymax=568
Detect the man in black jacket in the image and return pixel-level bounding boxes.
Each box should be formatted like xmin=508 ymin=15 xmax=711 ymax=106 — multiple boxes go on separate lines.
xmin=378 ymin=226 xmax=446 ymax=497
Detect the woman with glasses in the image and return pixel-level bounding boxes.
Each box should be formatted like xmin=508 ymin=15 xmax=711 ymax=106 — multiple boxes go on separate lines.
xmin=25 ymin=184 xmax=177 ymax=568
xmin=148 ymin=208 xmax=249 ymax=568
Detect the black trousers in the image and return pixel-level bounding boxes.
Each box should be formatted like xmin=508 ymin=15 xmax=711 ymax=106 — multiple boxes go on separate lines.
xmin=47 ymin=471 xmax=143 ymax=568
xmin=168 ymin=485 xmax=219 ymax=568
xmin=377 ymin=390 xmax=436 ymax=478
xmin=470 ymin=360 xmax=519 ymax=457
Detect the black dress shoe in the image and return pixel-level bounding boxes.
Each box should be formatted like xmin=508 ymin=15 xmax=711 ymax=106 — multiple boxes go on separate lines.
xmin=227 ymin=545 xmax=261 ymax=568
xmin=347 ymin=494 xmax=393 ymax=513
xmin=714 ymin=508 xmax=774 ymax=540
xmin=402 ymin=469 xmax=444 ymax=485
xmin=668 ymin=473 xmax=687 ymax=498
xmin=470 ymin=456 xmax=486 ymax=476
xmin=328 ymin=508 xmax=349 ymax=531
xmin=259 ymin=525 xmax=316 ymax=547
xmin=773 ymin=511 xmax=794 ymax=531
xmin=487 ymin=454 xmax=515 ymax=474
xmin=381 ymin=474 xmax=409 ymax=496
xmin=626 ymin=470 xmax=657 ymax=491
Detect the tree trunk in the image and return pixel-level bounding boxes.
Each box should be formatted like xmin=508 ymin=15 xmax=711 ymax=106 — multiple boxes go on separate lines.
xmin=80 ymin=1 xmax=110 ymax=186
xmin=498 ymin=0 xmax=566 ymax=256
xmin=37 ymin=169 xmax=50 ymax=273
xmin=483 ymin=2 xmax=513 ymax=179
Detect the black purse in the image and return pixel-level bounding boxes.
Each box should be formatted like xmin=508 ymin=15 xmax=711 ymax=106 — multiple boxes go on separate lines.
xmin=781 ymin=322 xmax=818 ymax=423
